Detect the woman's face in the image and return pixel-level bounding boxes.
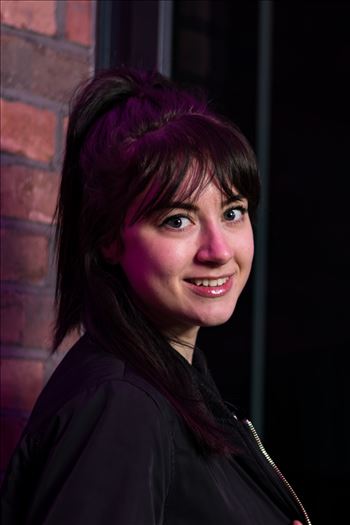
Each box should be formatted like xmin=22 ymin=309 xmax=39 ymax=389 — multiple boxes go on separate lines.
xmin=116 ymin=180 xmax=254 ymax=344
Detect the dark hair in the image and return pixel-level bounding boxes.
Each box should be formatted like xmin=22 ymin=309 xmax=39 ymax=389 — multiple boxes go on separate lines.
xmin=54 ymin=68 xmax=260 ymax=456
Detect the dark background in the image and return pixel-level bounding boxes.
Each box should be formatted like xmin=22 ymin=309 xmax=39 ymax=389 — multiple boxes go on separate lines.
xmin=97 ymin=1 xmax=350 ymax=522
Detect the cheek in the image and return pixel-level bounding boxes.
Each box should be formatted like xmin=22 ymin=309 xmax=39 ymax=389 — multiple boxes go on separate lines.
xmin=247 ymin=236 xmax=255 ymax=263
xmin=120 ymin=235 xmax=182 ymax=288
xmin=238 ymin=230 xmax=255 ymax=270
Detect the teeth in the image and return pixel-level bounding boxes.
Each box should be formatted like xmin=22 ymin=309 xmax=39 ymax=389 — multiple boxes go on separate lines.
xmin=192 ymin=277 xmax=229 ymax=287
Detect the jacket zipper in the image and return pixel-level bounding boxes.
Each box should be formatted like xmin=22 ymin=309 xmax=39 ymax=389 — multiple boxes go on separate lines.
xmin=244 ymin=419 xmax=312 ymax=525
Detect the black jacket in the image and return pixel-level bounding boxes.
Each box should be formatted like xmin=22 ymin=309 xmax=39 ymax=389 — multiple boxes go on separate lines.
xmin=1 ymin=334 xmax=311 ymax=524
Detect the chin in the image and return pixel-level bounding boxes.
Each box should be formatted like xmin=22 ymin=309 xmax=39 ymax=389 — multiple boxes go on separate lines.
xmin=192 ymin=306 xmax=237 ymax=328
xmin=198 ymin=317 xmax=232 ymax=328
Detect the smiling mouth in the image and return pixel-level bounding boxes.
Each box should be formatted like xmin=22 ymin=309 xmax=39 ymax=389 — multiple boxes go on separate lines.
xmin=186 ymin=277 xmax=230 ymax=287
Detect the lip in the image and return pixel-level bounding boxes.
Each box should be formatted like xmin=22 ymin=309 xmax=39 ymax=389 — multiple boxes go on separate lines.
xmin=184 ymin=275 xmax=234 ymax=298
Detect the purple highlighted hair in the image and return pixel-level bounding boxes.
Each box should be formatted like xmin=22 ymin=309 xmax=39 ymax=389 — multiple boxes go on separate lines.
xmin=54 ymin=68 xmax=260 ymax=456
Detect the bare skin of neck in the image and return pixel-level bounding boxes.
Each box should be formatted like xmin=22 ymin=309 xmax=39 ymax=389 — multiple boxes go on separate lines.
xmin=166 ymin=326 xmax=200 ymax=364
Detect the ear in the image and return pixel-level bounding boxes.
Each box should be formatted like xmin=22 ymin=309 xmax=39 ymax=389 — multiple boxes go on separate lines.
xmin=101 ymin=240 xmax=120 ymax=264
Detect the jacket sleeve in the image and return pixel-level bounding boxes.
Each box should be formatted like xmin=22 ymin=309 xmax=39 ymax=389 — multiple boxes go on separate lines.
xmin=2 ymin=380 xmax=173 ymax=525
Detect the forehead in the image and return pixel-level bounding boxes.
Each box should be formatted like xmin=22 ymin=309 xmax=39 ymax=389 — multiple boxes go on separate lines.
xmin=125 ymin=170 xmax=242 ymax=226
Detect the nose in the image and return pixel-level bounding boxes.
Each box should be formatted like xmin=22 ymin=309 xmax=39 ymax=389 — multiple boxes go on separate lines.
xmin=195 ymin=223 xmax=232 ymax=265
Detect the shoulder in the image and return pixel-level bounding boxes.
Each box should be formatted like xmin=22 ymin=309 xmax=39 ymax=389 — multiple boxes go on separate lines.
xmin=2 ymin=338 xmax=176 ymax=524
xmin=26 ymin=334 xmax=174 ymax=438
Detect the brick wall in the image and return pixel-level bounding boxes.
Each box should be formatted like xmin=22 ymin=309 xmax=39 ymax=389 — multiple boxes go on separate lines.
xmin=0 ymin=0 xmax=96 ymax=476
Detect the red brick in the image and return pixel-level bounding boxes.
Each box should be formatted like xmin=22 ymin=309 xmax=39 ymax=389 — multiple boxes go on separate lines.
xmin=0 ymin=0 xmax=56 ymax=36
xmin=0 ymin=289 xmax=25 ymax=345
xmin=65 ymin=0 xmax=92 ymax=47
xmin=0 ymin=358 xmax=44 ymax=411
xmin=1 ymin=165 xmax=58 ymax=224
xmin=0 ymin=414 xmax=27 ymax=471
xmin=1 ymin=33 xmax=91 ymax=104
xmin=1 ymin=228 xmax=49 ymax=284
xmin=0 ymin=99 xmax=56 ymax=163
xmin=0 ymin=291 xmax=54 ymax=349
xmin=63 ymin=115 xmax=69 ymax=138
xmin=23 ymin=293 xmax=55 ymax=349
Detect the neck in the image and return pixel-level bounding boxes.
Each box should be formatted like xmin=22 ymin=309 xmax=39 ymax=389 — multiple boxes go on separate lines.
xmin=166 ymin=326 xmax=199 ymax=364
xmin=170 ymin=340 xmax=194 ymax=364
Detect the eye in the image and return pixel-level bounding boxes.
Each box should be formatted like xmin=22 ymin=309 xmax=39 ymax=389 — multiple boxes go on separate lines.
xmin=161 ymin=214 xmax=192 ymax=230
xmin=223 ymin=206 xmax=246 ymax=222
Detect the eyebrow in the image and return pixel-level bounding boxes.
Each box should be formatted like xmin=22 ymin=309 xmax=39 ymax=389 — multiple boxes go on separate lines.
xmin=153 ymin=194 xmax=246 ymax=213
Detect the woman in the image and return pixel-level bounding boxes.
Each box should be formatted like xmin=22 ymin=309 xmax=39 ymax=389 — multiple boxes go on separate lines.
xmin=1 ymin=68 xmax=310 ymax=524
